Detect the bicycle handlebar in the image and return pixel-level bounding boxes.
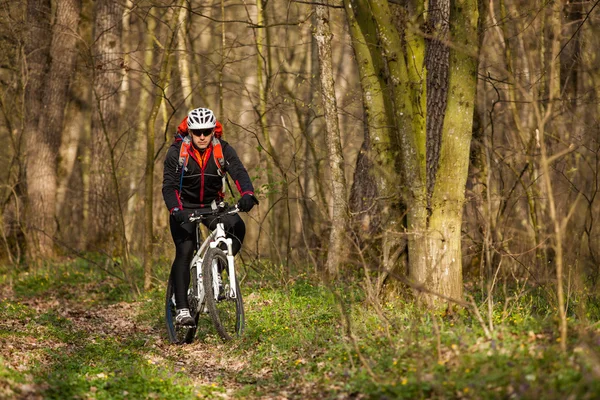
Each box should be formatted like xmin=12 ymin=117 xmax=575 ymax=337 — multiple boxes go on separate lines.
xmin=187 ymin=202 xmax=239 ymax=223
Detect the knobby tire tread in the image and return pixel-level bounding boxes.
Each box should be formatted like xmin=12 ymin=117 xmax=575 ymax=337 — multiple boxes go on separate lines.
xmin=165 ymin=275 xmax=198 ymax=344
xmin=202 ymin=247 xmax=244 ymax=341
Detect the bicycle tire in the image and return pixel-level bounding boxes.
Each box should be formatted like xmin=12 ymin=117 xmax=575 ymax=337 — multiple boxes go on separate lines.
xmin=165 ymin=275 xmax=199 ymax=344
xmin=202 ymin=247 xmax=244 ymax=340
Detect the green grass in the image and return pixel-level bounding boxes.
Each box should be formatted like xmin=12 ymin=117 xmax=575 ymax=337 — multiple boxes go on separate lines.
xmin=0 ymin=258 xmax=599 ymax=399
xmin=39 ymin=335 xmax=194 ymax=400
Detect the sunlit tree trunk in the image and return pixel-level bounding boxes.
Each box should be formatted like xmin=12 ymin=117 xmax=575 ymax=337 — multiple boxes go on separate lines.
xmin=425 ymin=0 xmax=479 ymax=301
xmin=41 ymin=0 xmax=82 ymax=237
xmin=314 ymin=2 xmax=348 ymax=277
xmin=365 ymin=0 xmax=479 ymax=305
xmin=177 ymin=0 xmax=193 ymax=110
xmin=120 ymin=0 xmax=133 ymax=112
xmin=24 ymin=0 xmax=51 ymax=259
xmin=369 ymin=0 xmax=428 ymax=293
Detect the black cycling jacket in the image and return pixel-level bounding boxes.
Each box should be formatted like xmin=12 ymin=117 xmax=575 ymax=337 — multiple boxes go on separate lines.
xmin=162 ymin=138 xmax=254 ymax=211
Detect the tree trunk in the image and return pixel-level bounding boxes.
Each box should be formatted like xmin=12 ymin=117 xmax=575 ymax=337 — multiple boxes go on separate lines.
xmin=314 ymin=2 xmax=348 ymax=277
xmin=89 ymin=0 xmax=124 ymax=251
xmin=143 ymin=7 xmax=180 ymax=290
xmin=425 ymin=0 xmax=450 ymax=201
xmin=256 ymin=0 xmax=281 ymax=264
xmin=365 ymin=0 xmax=479 ymax=306
xmin=37 ymin=0 xmax=82 ymax=244
xmin=345 ymin=0 xmax=406 ymax=285
xmin=24 ymin=0 xmax=52 ymax=259
xmin=56 ymin=86 xmax=87 ymax=235
xmin=369 ymin=0 xmax=429 ymax=295
xmin=346 ymin=0 xmax=391 ymax=233
xmin=420 ymin=0 xmax=479 ymax=304
xmin=25 ymin=0 xmax=82 ymax=259
xmin=177 ymin=0 xmax=193 ymax=110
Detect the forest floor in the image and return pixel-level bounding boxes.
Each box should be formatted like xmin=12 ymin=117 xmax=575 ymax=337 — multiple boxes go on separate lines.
xmin=1 ymin=258 xmax=600 ymax=399
xmin=0 ymin=286 xmax=247 ymax=399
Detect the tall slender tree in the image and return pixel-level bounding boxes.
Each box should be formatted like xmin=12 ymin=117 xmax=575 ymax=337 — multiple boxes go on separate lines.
xmin=25 ymin=0 xmax=82 ymax=259
xmin=143 ymin=6 xmax=181 ymax=290
xmin=39 ymin=0 xmax=82 ymax=244
xmin=24 ymin=0 xmax=51 ymax=259
xmin=314 ymin=1 xmax=349 ymax=276
xmin=89 ymin=0 xmax=124 ymax=252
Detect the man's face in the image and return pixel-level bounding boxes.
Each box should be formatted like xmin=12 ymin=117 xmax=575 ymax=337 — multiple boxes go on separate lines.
xmin=190 ymin=128 xmax=214 ymax=149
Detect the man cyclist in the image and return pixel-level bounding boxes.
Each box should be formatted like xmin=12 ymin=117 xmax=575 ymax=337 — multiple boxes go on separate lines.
xmin=162 ymin=107 xmax=257 ymax=326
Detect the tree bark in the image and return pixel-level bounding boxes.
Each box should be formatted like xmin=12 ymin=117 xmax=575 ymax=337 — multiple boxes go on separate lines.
xmin=25 ymin=0 xmax=81 ymax=259
xmin=346 ymin=0 xmax=393 ymax=233
xmin=24 ymin=0 xmax=52 ymax=259
xmin=365 ymin=0 xmax=479 ymax=306
xmin=89 ymin=0 xmax=124 ymax=251
xmin=424 ymin=0 xmax=479 ymax=301
xmin=177 ymin=0 xmax=193 ymax=110
xmin=314 ymin=2 xmax=349 ymax=277
xmin=38 ymin=0 xmax=82 ymax=240
xmin=370 ymin=0 xmax=429 ymax=295
xmin=425 ymin=0 xmax=450 ymax=201
xmin=345 ymin=0 xmax=407 ymax=286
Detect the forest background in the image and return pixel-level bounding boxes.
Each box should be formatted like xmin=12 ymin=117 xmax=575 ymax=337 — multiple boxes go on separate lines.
xmin=1 ymin=0 xmax=600 ymax=398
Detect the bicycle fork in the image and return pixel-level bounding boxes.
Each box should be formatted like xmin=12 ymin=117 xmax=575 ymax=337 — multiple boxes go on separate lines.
xmin=210 ymin=237 xmax=238 ymax=299
xmin=190 ymin=254 xmax=206 ymax=312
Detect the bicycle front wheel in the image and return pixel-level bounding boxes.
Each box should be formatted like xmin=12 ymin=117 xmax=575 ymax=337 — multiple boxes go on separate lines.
xmin=165 ymin=275 xmax=199 ymax=344
xmin=202 ymin=247 xmax=244 ymax=340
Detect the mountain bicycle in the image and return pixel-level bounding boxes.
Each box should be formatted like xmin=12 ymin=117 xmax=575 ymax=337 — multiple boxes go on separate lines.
xmin=165 ymin=201 xmax=244 ymax=344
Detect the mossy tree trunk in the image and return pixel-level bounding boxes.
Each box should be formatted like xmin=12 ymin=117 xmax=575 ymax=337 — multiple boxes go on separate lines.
xmin=345 ymin=0 xmax=406 ymax=287
xmin=349 ymin=0 xmax=480 ymax=306
xmin=423 ymin=0 xmax=479 ymax=302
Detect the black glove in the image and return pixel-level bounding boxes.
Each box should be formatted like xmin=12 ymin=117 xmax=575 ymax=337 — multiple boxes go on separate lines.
xmin=171 ymin=208 xmax=188 ymax=224
xmin=237 ymin=194 xmax=258 ymax=212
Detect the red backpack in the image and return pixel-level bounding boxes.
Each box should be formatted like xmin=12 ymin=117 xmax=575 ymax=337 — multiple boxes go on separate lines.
xmin=176 ymin=117 xmax=227 ymax=194
xmin=176 ymin=117 xmax=225 ymax=175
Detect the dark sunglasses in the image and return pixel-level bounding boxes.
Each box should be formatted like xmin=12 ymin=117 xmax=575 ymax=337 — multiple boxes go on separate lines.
xmin=190 ymin=128 xmax=214 ymax=137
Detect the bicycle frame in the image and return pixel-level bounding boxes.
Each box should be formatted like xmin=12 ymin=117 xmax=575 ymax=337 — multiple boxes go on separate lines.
xmin=188 ymin=210 xmax=239 ymax=313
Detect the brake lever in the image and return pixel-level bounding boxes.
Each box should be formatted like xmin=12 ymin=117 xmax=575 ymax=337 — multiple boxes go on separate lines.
xmin=188 ymin=211 xmax=203 ymax=223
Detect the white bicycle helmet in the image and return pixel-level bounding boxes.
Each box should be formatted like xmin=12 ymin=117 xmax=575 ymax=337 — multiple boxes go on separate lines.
xmin=187 ymin=108 xmax=217 ymax=130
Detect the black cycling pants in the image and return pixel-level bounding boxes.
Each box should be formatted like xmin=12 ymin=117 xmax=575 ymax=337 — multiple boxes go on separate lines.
xmin=169 ymin=213 xmax=246 ymax=309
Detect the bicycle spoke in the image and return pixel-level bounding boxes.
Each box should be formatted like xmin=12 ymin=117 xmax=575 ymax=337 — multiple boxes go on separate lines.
xmin=202 ymin=248 xmax=245 ymax=340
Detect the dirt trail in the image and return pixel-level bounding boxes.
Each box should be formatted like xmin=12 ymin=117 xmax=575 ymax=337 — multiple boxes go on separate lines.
xmin=1 ymin=288 xmax=249 ymax=399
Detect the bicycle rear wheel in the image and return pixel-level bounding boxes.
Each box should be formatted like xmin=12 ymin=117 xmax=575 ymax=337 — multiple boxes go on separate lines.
xmin=202 ymin=247 xmax=244 ymax=340
xmin=165 ymin=275 xmax=199 ymax=344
